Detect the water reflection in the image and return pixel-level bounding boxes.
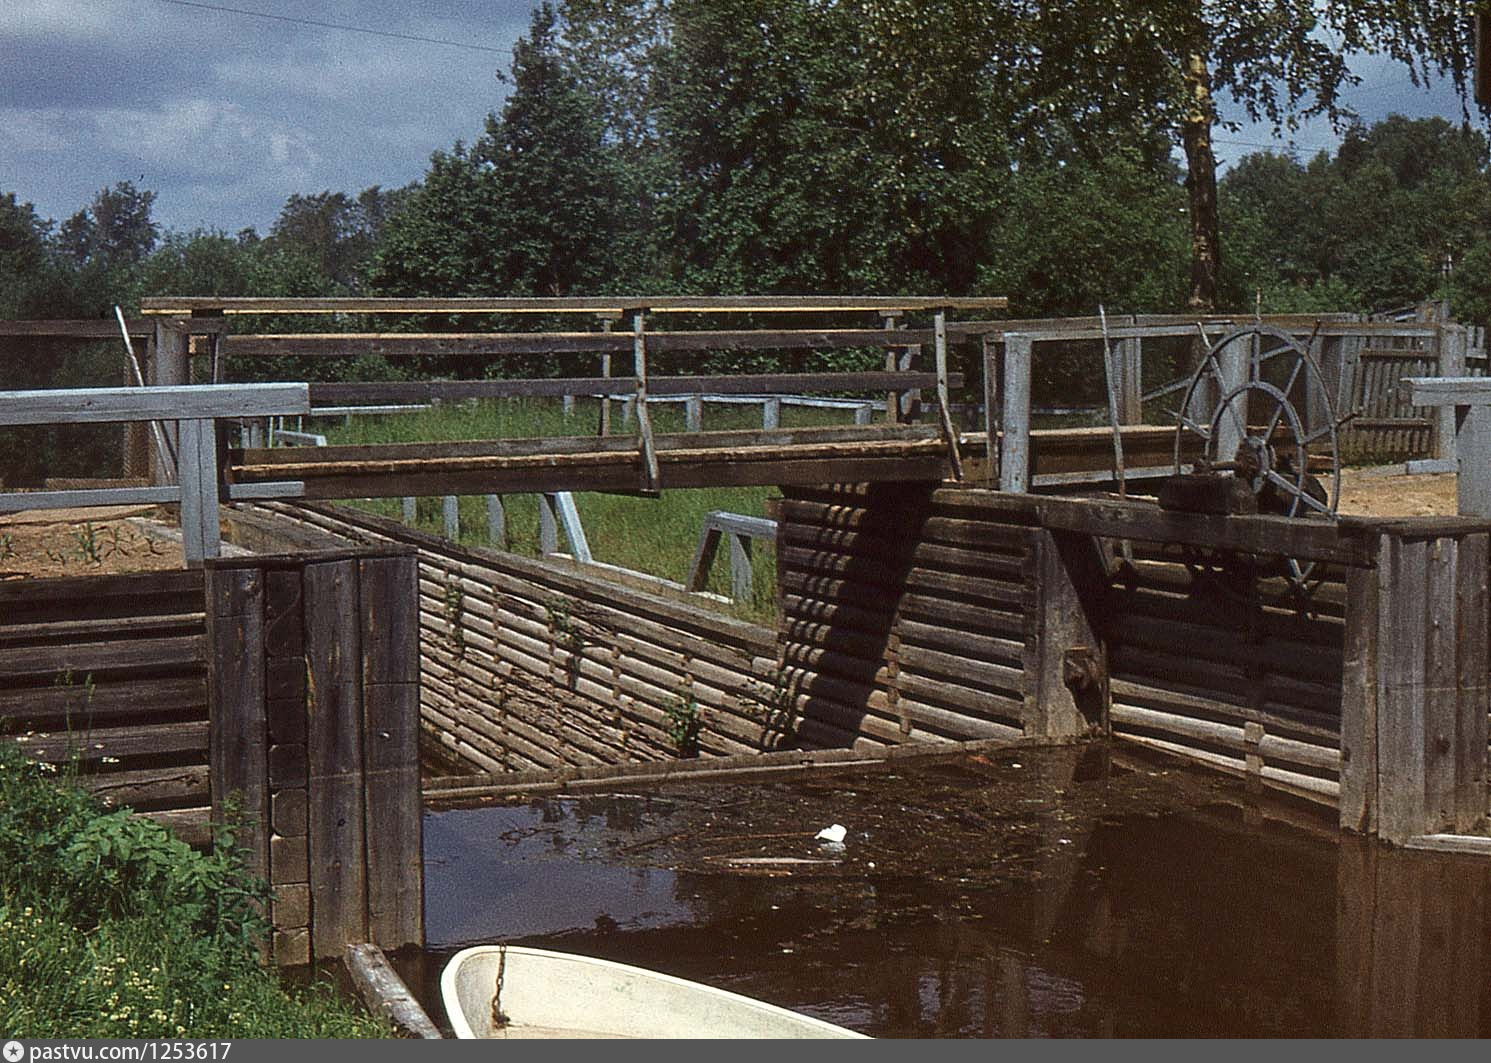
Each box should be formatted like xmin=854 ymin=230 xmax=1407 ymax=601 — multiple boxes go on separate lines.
xmin=420 ymin=751 xmax=1491 ymax=1037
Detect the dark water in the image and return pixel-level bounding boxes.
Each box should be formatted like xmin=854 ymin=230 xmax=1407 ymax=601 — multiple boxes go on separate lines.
xmin=410 ymin=746 xmax=1491 ymax=1038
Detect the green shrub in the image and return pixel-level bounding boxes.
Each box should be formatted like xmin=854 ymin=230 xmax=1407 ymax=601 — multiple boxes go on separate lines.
xmin=0 ymin=747 xmax=390 ymax=1038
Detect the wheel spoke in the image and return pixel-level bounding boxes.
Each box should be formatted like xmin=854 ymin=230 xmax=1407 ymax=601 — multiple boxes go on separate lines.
xmin=1266 ymin=469 xmax=1332 ymax=516
xmin=1206 ymin=352 xmax=1248 ymax=442
xmin=1263 ymin=357 xmax=1305 ymax=440
xmin=1175 ymin=412 xmax=1212 ymax=439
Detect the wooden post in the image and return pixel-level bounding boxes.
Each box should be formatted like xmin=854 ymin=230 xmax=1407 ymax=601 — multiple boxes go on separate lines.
xmin=728 ymin=531 xmax=753 ymax=602
xmin=686 ymin=394 xmax=703 ymax=432
xmin=205 ymin=564 xmax=269 ymax=883
xmin=1118 ymin=338 xmax=1143 ymax=424
xmin=631 ymin=310 xmax=660 ymax=490
xmin=1214 ymin=329 xmax=1249 ymax=465
xmin=983 ymin=336 xmax=999 ymax=484
xmin=763 ymin=397 xmax=781 ymax=430
xmin=1022 ymin=529 xmax=1107 ymax=737
xmin=1436 ymin=325 xmax=1469 ymax=463
xmin=1343 ymin=527 xmax=1490 ymax=842
xmin=539 ymin=494 xmax=559 ymax=555
xmin=176 ymin=417 xmax=221 ymax=565
xmin=881 ymin=312 xmax=902 ymax=425
xmin=999 ymin=334 xmax=1032 ymax=492
xmin=486 ymin=494 xmax=506 ymax=548
xmin=150 ymin=322 xmax=189 ymax=485
xmin=263 ymin=565 xmax=310 ymax=966
xmin=401 ymin=497 xmax=415 ymax=524
xmin=442 ymin=495 xmax=459 ymax=541
xmin=598 ymin=318 xmax=614 ymax=437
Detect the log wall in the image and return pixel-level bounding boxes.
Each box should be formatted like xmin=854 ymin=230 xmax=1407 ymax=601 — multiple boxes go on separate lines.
xmin=0 ymin=570 xmax=209 ymax=834
xmin=229 ymin=503 xmax=788 ymax=772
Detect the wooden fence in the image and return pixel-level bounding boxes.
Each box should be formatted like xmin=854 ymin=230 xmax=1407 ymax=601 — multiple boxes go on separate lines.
xmin=0 ymin=570 xmax=210 ymax=838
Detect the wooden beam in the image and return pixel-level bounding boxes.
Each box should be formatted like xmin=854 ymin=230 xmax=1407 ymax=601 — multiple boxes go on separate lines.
xmin=142 ymin=295 xmax=1010 ymax=316
xmin=308 ymin=371 xmax=957 ymax=407
xmin=343 ymin=945 xmax=441 ymax=1038
xmin=227 ymin=329 xmax=943 ymax=357
xmin=0 ymin=383 xmax=310 ymax=426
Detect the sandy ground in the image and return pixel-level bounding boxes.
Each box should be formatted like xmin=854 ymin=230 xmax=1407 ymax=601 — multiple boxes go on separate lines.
xmin=1336 ymin=467 xmax=1458 ymax=518
xmin=0 ymin=505 xmax=186 ymax=581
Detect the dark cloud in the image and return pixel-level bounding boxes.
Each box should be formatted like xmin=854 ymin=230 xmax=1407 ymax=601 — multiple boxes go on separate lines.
xmin=2 ymin=0 xmax=530 ymax=232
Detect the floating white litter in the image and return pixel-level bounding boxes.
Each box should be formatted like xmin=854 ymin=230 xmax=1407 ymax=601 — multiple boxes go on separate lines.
xmin=814 ymin=824 xmax=848 ymax=844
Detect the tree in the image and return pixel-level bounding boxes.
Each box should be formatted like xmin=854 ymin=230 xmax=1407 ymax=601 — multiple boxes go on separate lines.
xmin=1014 ymin=1 xmax=1480 ymax=312
xmin=478 ymin=3 xmax=627 ymax=296
xmin=267 ymin=186 xmax=412 ymax=292
xmin=58 ymin=181 xmax=159 ymax=267
xmin=366 ymin=145 xmax=502 ymax=297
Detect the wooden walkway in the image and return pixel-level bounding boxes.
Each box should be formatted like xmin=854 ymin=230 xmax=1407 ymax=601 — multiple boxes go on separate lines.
xmin=229 ymin=423 xmax=1193 ymax=500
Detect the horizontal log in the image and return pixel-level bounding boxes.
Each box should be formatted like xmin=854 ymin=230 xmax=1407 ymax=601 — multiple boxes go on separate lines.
xmin=9 ymin=721 xmax=209 ymax=762
xmin=0 ymin=612 xmax=203 ymax=648
xmin=896 ymin=593 xmax=1028 ymax=640
xmin=1110 ymin=703 xmax=1339 ymax=775
xmin=0 ymin=675 xmax=206 ymax=724
xmin=896 ymin=644 xmax=1025 ymax=697
xmin=1113 ymin=732 xmax=1338 ymax=806
xmin=80 ymin=763 xmax=210 ymax=808
xmin=0 ymin=634 xmax=203 ymax=680
xmin=1108 ymin=678 xmax=1340 ymax=744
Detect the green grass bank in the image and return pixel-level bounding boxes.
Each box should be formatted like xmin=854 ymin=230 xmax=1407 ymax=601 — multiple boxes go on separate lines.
xmin=0 ymin=746 xmax=390 ymax=1038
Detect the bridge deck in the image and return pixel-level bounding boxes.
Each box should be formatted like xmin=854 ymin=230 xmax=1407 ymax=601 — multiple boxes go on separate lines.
xmin=230 ymin=423 xmax=1197 ymax=499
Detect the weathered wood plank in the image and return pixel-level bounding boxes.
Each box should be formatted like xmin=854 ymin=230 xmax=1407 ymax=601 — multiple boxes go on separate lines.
xmin=204 ymin=565 xmax=267 ymax=877
xmin=143 ymin=294 xmax=1009 ymax=315
xmin=359 ymin=554 xmax=423 ymax=952
xmin=343 ymin=945 xmax=441 ymax=1039
xmin=0 ymin=383 xmax=309 ymax=426
xmin=304 ymin=558 xmax=368 ymax=959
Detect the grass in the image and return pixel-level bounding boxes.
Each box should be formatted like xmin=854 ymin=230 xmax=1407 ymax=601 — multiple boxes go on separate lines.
xmin=0 ymin=746 xmax=390 ymax=1039
xmin=312 ymin=397 xmax=875 ymax=626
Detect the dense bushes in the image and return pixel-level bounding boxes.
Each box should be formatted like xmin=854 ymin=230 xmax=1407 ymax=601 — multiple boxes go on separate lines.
xmin=0 ymin=746 xmax=389 ymax=1038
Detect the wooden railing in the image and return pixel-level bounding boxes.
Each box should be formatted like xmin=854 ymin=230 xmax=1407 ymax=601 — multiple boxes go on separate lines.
xmin=0 ymin=383 xmax=309 ymax=563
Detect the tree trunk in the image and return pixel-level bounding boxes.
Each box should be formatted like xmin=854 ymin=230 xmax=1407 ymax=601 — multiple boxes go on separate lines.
xmin=1182 ymin=50 xmax=1220 ymax=314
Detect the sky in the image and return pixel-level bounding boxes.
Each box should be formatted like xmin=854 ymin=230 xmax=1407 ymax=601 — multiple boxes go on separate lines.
xmin=1 ymin=0 xmax=1484 ymax=238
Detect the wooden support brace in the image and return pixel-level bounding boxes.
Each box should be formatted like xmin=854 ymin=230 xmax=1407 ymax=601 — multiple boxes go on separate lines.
xmin=999 ymin=335 xmax=1032 ymax=492
xmin=632 ymin=310 xmax=661 ymax=491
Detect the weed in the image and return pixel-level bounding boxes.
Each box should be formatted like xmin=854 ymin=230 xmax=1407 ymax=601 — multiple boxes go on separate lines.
xmin=664 ymin=695 xmax=703 ymax=758
xmin=74 ymin=522 xmax=103 ymax=564
xmin=0 ymin=532 xmax=13 ymax=561
xmin=442 ymin=574 xmax=466 ymax=658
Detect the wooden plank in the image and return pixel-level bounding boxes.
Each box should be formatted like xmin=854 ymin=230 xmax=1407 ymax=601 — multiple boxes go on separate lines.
xmin=0 ymin=675 xmax=206 ymax=723
xmin=10 ymin=720 xmax=209 ymax=762
xmin=1455 ymin=532 xmax=1490 ymax=826
xmin=0 ymin=383 xmax=309 ymax=426
xmin=0 ymin=612 xmax=203 ymax=647
xmin=304 ymin=558 xmax=368 ymax=958
xmin=0 ymin=486 xmax=181 ymax=514
xmin=343 ymin=944 xmax=442 ymax=1039
xmin=1376 ymin=537 xmax=1429 ymax=844
xmin=143 ymin=295 xmax=1009 ymax=315
xmin=1422 ymin=537 xmax=1459 ymax=830
xmin=82 ymin=764 xmax=210 ymax=807
xmin=204 ymin=564 xmax=268 ymax=878
xmin=0 ymin=634 xmax=204 ymax=680
xmin=359 ymin=554 xmax=423 ymax=952
xmin=1025 ymin=530 xmax=1105 ymax=738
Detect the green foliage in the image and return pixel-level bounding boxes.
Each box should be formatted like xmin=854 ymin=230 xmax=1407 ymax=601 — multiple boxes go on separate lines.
xmin=0 ymin=745 xmax=388 ymax=1038
xmin=663 ymin=695 xmax=702 ymax=757
xmin=1220 ymin=116 xmax=1491 ymax=315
